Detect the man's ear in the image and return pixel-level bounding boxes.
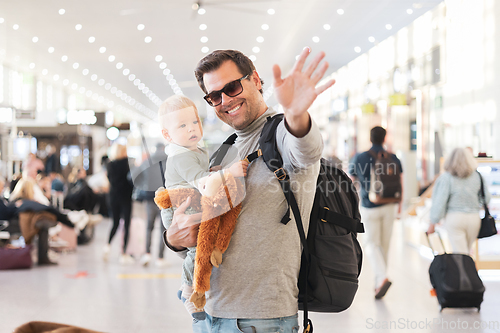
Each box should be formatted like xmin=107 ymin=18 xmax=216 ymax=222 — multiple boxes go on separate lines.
xmin=161 ymin=129 xmax=172 ymax=142
xmin=251 ymin=70 xmax=262 ymax=90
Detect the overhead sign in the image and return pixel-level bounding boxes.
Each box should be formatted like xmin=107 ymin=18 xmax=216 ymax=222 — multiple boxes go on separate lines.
xmin=16 ymin=109 xmax=36 ymax=119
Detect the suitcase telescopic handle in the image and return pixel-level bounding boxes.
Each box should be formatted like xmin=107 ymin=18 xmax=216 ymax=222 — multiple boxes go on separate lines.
xmin=425 ymin=231 xmax=447 ymax=255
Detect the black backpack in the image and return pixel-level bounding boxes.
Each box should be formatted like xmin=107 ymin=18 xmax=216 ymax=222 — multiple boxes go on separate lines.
xmin=368 ymin=149 xmax=402 ymax=204
xmin=212 ymin=114 xmax=364 ymax=333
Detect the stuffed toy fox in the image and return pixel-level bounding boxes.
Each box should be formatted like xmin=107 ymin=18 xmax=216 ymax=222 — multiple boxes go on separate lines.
xmin=154 ymin=171 xmax=245 ymax=308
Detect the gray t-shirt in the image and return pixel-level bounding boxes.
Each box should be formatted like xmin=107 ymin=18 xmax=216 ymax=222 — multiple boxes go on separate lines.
xmin=204 ymin=109 xmax=322 ymax=318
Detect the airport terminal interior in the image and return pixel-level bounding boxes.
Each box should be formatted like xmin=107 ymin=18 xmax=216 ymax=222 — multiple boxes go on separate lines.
xmin=1 ymin=0 xmax=500 ymax=332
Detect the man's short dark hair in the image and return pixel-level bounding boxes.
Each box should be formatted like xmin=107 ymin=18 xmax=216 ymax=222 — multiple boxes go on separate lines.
xmin=194 ymin=50 xmax=264 ymax=95
xmin=370 ymin=126 xmax=386 ymax=145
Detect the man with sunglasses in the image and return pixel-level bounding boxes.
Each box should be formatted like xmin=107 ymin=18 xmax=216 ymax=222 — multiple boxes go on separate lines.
xmin=163 ymin=48 xmax=335 ymax=333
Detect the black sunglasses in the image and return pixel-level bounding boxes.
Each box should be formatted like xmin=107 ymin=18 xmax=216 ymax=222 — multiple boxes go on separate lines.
xmin=204 ymin=74 xmax=249 ymax=107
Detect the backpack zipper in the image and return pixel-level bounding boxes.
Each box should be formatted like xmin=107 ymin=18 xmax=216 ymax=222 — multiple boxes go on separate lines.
xmin=320 ymin=266 xmax=358 ymax=283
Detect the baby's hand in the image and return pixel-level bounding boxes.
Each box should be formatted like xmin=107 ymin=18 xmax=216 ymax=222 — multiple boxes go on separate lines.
xmin=227 ymin=160 xmax=249 ymax=178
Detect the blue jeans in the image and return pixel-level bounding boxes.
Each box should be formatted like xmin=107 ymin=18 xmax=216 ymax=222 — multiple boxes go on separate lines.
xmin=192 ymin=313 xmax=300 ymax=333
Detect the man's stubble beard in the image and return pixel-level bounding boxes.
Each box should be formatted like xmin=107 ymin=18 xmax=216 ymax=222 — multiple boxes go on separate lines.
xmin=218 ymin=97 xmax=264 ymax=130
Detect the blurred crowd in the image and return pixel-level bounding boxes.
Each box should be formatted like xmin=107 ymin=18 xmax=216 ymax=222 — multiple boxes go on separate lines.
xmin=0 ymin=142 xmax=168 ymax=269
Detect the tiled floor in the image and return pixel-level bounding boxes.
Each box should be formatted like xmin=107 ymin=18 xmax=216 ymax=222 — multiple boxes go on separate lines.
xmin=1 ymin=204 xmax=500 ymax=333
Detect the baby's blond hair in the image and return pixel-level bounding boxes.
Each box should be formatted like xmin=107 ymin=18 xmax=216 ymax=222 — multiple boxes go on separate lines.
xmin=158 ymin=95 xmax=198 ymax=130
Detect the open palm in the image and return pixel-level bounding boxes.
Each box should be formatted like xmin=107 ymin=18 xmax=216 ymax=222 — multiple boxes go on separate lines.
xmin=273 ymin=48 xmax=335 ymax=118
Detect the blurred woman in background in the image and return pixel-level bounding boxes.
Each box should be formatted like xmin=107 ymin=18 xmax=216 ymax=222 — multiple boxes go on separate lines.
xmin=427 ymin=147 xmax=491 ymax=254
xmin=103 ymin=143 xmax=134 ymax=264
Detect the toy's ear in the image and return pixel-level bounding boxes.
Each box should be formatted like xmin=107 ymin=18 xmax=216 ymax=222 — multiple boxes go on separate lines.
xmin=162 ymin=129 xmax=172 ymax=142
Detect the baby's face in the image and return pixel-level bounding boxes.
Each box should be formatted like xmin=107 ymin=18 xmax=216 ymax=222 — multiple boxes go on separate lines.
xmin=164 ymin=107 xmax=203 ymax=150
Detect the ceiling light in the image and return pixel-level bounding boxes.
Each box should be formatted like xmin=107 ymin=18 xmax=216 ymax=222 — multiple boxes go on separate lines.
xmin=201 ymin=46 xmax=209 ymax=53
xmin=79 ymin=87 xmax=85 ymax=93
xmin=261 ymin=24 xmax=269 ymax=30
xmin=323 ymin=24 xmax=331 ymax=31
xmin=198 ymin=8 xmax=206 ymax=15
xmin=98 ymin=79 xmax=105 ymax=86
xmin=128 ymin=74 xmax=136 ymax=81
xmin=71 ymin=83 xmax=78 ymax=90
xmin=267 ymin=9 xmax=275 ymax=15
xmin=354 ymin=46 xmax=361 ymax=53
xmin=141 ymin=86 xmax=148 ymax=92
xmin=110 ymin=87 xmax=117 ymax=94
xmin=86 ymin=91 xmax=92 ymax=97
xmin=63 ymin=79 xmax=69 ymax=86
xmin=116 ymin=90 xmax=122 ymax=97
xmin=88 ymin=36 xmax=95 ymax=43
xmin=133 ymin=79 xmax=140 ymax=86
xmin=99 ymin=47 xmax=106 ymax=53
xmin=116 ymin=62 xmax=123 ymax=69
xmin=368 ymin=36 xmax=375 ymax=43
xmin=312 ymin=36 xmax=320 ymax=43
xmin=61 ymin=55 xmax=68 ymax=62
xmin=139 ymin=83 xmax=145 ymax=90
xmin=75 ymin=24 xmax=82 ymax=31
xmin=29 ymin=63 xmax=35 ymax=69
xmin=123 ymin=69 xmax=130 ymax=75
xmin=108 ymin=55 xmax=115 ymax=62
xmin=82 ymin=69 xmax=89 ymax=75
xmin=48 ymin=47 xmax=55 ymax=53
xmin=158 ymin=63 xmax=166 ymax=69
xmin=0 ymin=18 xmax=4 ymax=23
xmin=144 ymin=36 xmax=152 ymax=43
xmin=13 ymin=24 xmax=19 ymax=30
xmin=155 ymin=55 xmax=163 ymax=62
xmin=91 ymin=74 xmax=97 ymax=81
xmin=407 ymin=9 xmax=413 ymax=14
xmin=105 ymin=83 xmax=111 ymax=90
xmin=200 ymin=36 xmax=208 ymax=43
xmin=163 ymin=69 xmax=170 ymax=75
xmin=337 ymin=9 xmax=344 ymax=15
xmin=58 ymin=9 xmax=65 ymax=15
xmin=42 ymin=69 xmax=48 ymax=75
xmin=249 ymin=55 xmax=257 ymax=62
xmin=32 ymin=37 xmax=38 ymax=43
xmin=53 ymin=74 xmax=59 ymax=81
xmin=92 ymin=93 xmax=98 ymax=100
xmin=73 ymin=63 xmax=79 ymax=69
xmin=166 ymin=74 xmax=173 ymax=80
xmin=252 ymin=46 xmax=260 ymax=53
xmin=137 ymin=24 xmax=145 ymax=31
xmin=386 ymin=24 xmax=392 ymax=30
xmin=199 ymin=24 xmax=207 ymax=31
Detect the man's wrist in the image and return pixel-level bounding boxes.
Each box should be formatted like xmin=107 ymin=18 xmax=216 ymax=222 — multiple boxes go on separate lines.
xmin=284 ymin=113 xmax=311 ymax=138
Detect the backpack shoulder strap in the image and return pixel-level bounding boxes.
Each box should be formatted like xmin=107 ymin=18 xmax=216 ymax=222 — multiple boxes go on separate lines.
xmin=258 ymin=114 xmax=293 ymax=224
xmin=259 ymin=114 xmax=313 ymax=331
xmin=210 ymin=133 xmax=238 ymax=167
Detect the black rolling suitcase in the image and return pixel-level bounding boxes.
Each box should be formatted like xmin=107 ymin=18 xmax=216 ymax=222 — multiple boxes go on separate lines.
xmin=426 ymin=232 xmax=484 ymax=311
